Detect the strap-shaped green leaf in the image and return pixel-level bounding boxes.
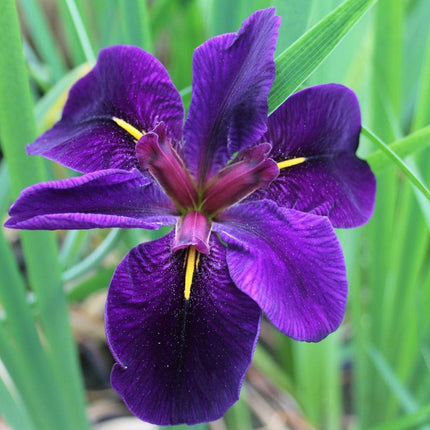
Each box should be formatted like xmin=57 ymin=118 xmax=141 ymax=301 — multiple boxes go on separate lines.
xmin=269 ymin=0 xmax=378 ymax=114
xmin=0 ymin=372 xmax=37 ymax=430
xmin=64 ymin=0 xmax=95 ymax=62
xmin=363 ymin=126 xmax=430 ymax=201
xmin=0 ymin=1 xmax=90 ymax=429
xmin=367 ymin=403 xmax=430 ymax=430
xmin=18 ymin=0 xmax=67 ymax=81
xmin=0 ymin=235 xmax=67 ymax=430
xmin=365 ymin=125 xmax=430 ymax=172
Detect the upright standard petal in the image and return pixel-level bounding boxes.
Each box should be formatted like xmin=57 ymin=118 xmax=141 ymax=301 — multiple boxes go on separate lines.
xmin=260 ymin=84 xmax=376 ymax=228
xmin=183 ymin=8 xmax=280 ymax=184
xmin=106 ymin=233 xmax=261 ymax=425
xmin=215 ymin=200 xmax=347 ymax=342
xmin=5 ymin=169 xmax=176 ymax=230
xmin=28 ymin=46 xmax=184 ymax=173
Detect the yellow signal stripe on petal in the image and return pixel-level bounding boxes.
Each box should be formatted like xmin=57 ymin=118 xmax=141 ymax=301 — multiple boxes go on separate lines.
xmin=184 ymin=246 xmax=199 ymax=300
xmin=112 ymin=117 xmax=145 ymax=140
xmin=277 ymin=157 xmax=306 ymax=170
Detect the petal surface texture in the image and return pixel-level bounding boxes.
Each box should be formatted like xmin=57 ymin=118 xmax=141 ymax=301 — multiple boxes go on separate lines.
xmin=183 ymin=8 xmax=280 ymax=184
xmin=262 ymin=84 xmax=376 ymax=228
xmin=6 ymin=169 xmax=176 ymax=230
xmin=106 ymin=233 xmax=261 ymax=425
xmin=28 ymin=46 xmax=184 ymax=173
xmin=215 ymin=200 xmax=347 ymax=342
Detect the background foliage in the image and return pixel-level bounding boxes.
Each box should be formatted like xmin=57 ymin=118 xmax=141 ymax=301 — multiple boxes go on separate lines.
xmin=0 ymin=0 xmax=429 ymax=429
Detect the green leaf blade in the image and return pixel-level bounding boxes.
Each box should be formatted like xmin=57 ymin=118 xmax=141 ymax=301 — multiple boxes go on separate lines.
xmin=362 ymin=126 xmax=430 ymax=201
xmin=0 ymin=1 xmax=90 ymax=429
xmin=269 ymin=0 xmax=378 ymax=114
xmin=365 ymin=125 xmax=430 ymax=172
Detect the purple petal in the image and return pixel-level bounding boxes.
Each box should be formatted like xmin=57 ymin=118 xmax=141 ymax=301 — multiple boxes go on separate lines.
xmin=215 ymin=200 xmax=347 ymax=342
xmin=105 ymin=233 xmax=261 ymax=425
xmin=28 ymin=46 xmax=184 ymax=173
xmin=183 ymin=8 xmax=280 ymax=185
xmin=5 ymin=169 xmax=176 ymax=230
xmin=261 ymin=84 xmax=376 ymax=227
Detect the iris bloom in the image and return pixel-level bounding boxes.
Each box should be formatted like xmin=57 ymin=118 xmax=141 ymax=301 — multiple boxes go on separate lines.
xmin=6 ymin=8 xmax=375 ymax=425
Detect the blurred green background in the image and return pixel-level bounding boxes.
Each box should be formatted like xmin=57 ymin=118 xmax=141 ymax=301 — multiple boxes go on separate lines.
xmin=0 ymin=0 xmax=429 ymax=429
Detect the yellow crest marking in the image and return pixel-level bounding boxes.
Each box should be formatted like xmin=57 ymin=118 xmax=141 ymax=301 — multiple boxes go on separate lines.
xmin=112 ymin=117 xmax=145 ymax=140
xmin=184 ymin=246 xmax=199 ymax=300
xmin=277 ymin=157 xmax=306 ymax=170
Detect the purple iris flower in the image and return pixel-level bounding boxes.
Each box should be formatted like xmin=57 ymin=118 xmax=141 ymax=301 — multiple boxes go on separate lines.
xmin=5 ymin=8 xmax=375 ymax=425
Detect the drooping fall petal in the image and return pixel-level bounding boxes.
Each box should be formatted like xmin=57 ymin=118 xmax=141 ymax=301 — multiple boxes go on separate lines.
xmin=106 ymin=233 xmax=261 ymax=425
xmin=215 ymin=200 xmax=347 ymax=342
xmin=28 ymin=46 xmax=184 ymax=173
xmin=6 ymin=169 xmax=176 ymax=230
xmin=259 ymin=84 xmax=376 ymax=227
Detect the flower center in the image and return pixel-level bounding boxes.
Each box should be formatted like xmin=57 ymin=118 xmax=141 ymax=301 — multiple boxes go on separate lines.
xmin=135 ymin=123 xmax=279 ymax=217
xmin=115 ymin=119 xmax=280 ymax=254
xmin=114 ymin=117 xmax=307 ymax=301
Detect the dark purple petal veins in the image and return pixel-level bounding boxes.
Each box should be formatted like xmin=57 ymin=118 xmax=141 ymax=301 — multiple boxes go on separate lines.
xmin=27 ymin=45 xmax=184 ymax=173
xmin=202 ymin=143 xmax=279 ymax=216
xmin=259 ymin=84 xmax=376 ymax=227
xmin=5 ymin=169 xmax=176 ymax=230
xmin=184 ymin=8 xmax=280 ymax=185
xmin=215 ymin=200 xmax=347 ymax=342
xmin=136 ymin=123 xmax=198 ymax=211
xmin=105 ymin=233 xmax=261 ymax=425
xmin=173 ymin=211 xmax=212 ymax=254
